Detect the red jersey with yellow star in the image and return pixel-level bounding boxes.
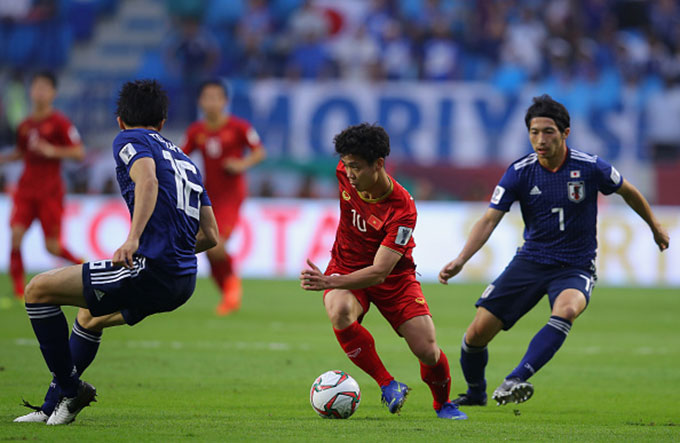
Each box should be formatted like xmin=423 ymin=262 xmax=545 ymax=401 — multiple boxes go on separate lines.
xmin=182 ymin=115 xmax=261 ymax=202
xmin=15 ymin=111 xmax=80 ymax=197
xmin=331 ymin=161 xmax=417 ymax=275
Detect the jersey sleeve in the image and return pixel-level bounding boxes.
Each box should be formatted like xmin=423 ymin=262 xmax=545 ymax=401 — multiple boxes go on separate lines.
xmin=114 ymin=137 xmax=153 ymax=172
xmin=381 ymin=207 xmax=416 ymax=255
xmin=59 ymin=116 xmax=81 ymax=146
xmin=194 ymin=168 xmax=211 ymax=206
xmin=489 ymin=166 xmax=519 ymax=211
xmin=595 ymin=157 xmax=623 ymax=195
xmin=200 ymin=189 xmax=212 ymax=207
xmin=242 ymin=121 xmax=262 ymax=150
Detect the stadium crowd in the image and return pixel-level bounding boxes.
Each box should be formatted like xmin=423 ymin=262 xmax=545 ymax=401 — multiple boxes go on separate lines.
xmin=1 ymin=0 xmax=680 ymax=200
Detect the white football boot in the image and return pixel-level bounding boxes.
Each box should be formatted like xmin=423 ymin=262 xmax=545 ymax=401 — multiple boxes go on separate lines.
xmin=13 ymin=410 xmax=49 ymax=423
xmin=492 ymin=378 xmax=534 ymax=406
xmin=46 ymin=381 xmax=97 ymax=425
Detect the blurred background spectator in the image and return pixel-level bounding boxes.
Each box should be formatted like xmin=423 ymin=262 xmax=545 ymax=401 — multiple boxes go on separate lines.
xmin=0 ymin=0 xmax=679 ymax=203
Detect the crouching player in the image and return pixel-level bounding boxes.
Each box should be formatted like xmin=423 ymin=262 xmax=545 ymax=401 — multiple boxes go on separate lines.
xmin=300 ymin=123 xmax=467 ymax=420
xmin=14 ymin=80 xmax=218 ymax=425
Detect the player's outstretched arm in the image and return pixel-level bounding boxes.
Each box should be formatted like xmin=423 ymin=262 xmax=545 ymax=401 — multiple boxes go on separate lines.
xmin=439 ymin=207 xmax=505 ymax=284
xmin=616 ymin=179 xmax=669 ymax=251
xmin=300 ymin=246 xmax=402 ymax=291
xmin=35 ymin=140 xmax=85 ymax=161
xmin=195 ymin=205 xmax=219 ymax=253
xmin=113 ymin=157 xmax=158 ymax=268
xmin=223 ymin=145 xmax=266 ymax=174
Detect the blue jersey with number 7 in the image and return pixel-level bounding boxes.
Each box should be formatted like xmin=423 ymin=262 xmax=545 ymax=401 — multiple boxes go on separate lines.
xmin=489 ymin=148 xmax=623 ymax=268
xmin=113 ymin=128 xmax=211 ymax=274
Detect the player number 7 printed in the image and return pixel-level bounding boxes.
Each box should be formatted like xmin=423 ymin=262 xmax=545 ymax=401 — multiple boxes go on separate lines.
xmin=551 ymin=207 xmax=565 ymax=231
xmin=162 ymin=151 xmax=203 ymax=220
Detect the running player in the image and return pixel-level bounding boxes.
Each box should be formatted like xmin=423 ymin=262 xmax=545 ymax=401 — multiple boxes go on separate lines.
xmin=300 ymin=123 xmax=467 ymax=420
xmin=439 ymin=95 xmax=670 ymax=407
xmin=0 ymin=72 xmax=84 ymax=298
xmin=13 ymin=80 xmax=218 ymax=425
xmin=183 ymin=80 xmax=266 ymax=315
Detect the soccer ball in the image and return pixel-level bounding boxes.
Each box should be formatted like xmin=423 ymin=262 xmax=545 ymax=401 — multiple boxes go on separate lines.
xmin=310 ymin=370 xmax=361 ymax=419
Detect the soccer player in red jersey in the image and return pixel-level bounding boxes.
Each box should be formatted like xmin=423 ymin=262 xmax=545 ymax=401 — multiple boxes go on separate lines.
xmin=182 ymin=80 xmax=266 ymax=315
xmin=0 ymin=72 xmax=84 ymax=298
xmin=300 ymin=123 xmax=467 ymax=420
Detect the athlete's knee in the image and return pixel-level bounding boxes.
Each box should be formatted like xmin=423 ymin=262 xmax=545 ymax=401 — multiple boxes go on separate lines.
xmin=77 ymin=309 xmax=100 ymax=331
xmin=414 ymin=341 xmax=439 ymax=366
xmin=206 ymin=241 xmax=226 ymax=261
xmin=465 ymin=323 xmax=492 ymax=347
xmin=325 ymin=300 xmax=358 ymax=329
xmin=553 ymin=305 xmax=581 ymax=322
xmin=24 ymin=273 xmax=54 ymax=304
xmin=44 ymin=239 xmax=61 ymax=256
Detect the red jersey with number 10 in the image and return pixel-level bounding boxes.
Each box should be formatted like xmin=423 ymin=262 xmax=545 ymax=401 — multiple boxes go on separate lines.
xmin=331 ymin=161 xmax=417 ymax=275
xmin=182 ymin=115 xmax=261 ymax=202
xmin=15 ymin=111 xmax=80 ymax=197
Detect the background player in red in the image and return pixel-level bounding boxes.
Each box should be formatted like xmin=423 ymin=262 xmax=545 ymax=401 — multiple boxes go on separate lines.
xmin=182 ymin=80 xmax=266 ymax=315
xmin=300 ymin=123 xmax=467 ymax=420
xmin=0 ymin=71 xmax=84 ymax=298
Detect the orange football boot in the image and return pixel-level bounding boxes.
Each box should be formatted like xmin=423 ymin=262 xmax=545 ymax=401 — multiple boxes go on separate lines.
xmin=216 ymin=275 xmax=242 ymax=316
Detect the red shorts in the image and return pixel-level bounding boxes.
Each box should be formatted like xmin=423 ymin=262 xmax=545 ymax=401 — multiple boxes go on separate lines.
xmin=10 ymin=193 xmax=63 ymax=238
xmin=323 ymin=261 xmax=431 ymax=333
xmin=212 ymin=195 xmax=244 ymax=239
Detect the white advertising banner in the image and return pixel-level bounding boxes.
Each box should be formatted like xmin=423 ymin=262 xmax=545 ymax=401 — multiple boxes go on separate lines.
xmin=0 ymin=196 xmax=677 ymax=287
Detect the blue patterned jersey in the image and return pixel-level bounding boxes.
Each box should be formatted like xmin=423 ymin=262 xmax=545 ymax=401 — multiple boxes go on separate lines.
xmin=113 ymin=128 xmax=211 ymax=274
xmin=489 ymin=148 xmax=623 ymax=268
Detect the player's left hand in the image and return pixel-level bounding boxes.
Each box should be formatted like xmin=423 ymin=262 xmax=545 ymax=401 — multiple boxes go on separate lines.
xmin=35 ymin=139 xmax=57 ymax=158
xmin=223 ymin=158 xmax=247 ymax=174
xmin=300 ymin=259 xmax=328 ymax=291
xmin=113 ymin=237 xmax=140 ymax=269
xmin=653 ymin=224 xmax=670 ymax=251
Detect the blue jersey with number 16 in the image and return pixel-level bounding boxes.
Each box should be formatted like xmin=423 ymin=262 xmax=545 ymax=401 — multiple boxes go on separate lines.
xmin=489 ymin=148 xmax=623 ymax=268
xmin=113 ymin=128 xmax=211 ymax=275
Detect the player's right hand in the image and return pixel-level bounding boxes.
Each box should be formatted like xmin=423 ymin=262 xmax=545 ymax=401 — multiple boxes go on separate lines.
xmin=438 ymin=258 xmax=465 ymax=285
xmin=113 ymin=237 xmax=140 ymax=269
xmin=300 ymin=259 xmax=327 ymax=291
xmin=653 ymin=224 xmax=670 ymax=251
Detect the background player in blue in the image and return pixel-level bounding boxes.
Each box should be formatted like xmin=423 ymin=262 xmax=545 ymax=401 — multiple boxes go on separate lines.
xmin=438 ymin=95 xmax=670 ymax=407
xmin=14 ymin=80 xmax=218 ymax=425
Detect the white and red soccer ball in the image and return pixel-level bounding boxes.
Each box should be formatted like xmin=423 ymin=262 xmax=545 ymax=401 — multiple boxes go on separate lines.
xmin=310 ymin=370 xmax=361 ymax=419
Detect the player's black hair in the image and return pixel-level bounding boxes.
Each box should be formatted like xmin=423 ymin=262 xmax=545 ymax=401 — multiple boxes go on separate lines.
xmin=116 ymin=79 xmax=168 ymax=128
xmin=334 ymin=123 xmax=390 ymax=165
xmin=524 ymin=94 xmax=570 ymax=133
xmin=199 ymin=79 xmax=228 ymax=97
xmin=32 ymin=71 xmax=57 ymax=88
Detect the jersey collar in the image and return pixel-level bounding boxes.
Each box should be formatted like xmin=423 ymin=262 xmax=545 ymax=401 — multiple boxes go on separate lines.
xmin=539 ymin=147 xmax=569 ymax=173
xmin=358 ymin=176 xmax=394 ymax=203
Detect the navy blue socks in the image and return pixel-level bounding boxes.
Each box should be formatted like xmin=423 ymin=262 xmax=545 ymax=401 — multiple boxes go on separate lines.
xmin=460 ymin=334 xmax=488 ymax=397
xmin=26 ymin=303 xmax=80 ymax=398
xmin=507 ymin=315 xmax=572 ymax=381
xmin=40 ymin=318 xmax=102 ymax=413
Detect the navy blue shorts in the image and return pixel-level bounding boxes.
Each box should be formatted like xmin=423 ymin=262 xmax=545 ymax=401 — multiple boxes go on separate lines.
xmin=476 ymin=257 xmax=595 ymax=330
xmin=82 ymin=256 xmax=196 ymax=326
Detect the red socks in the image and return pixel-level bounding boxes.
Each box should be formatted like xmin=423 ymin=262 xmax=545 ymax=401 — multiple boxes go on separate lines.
xmin=10 ymin=249 xmax=24 ymax=297
xmin=334 ymin=321 xmax=393 ymax=387
xmin=420 ymin=349 xmax=451 ymax=411
xmin=208 ymin=254 xmax=232 ymax=289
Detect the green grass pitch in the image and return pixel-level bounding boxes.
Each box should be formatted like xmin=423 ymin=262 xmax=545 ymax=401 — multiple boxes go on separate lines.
xmin=1 ymin=274 xmax=679 ymax=441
